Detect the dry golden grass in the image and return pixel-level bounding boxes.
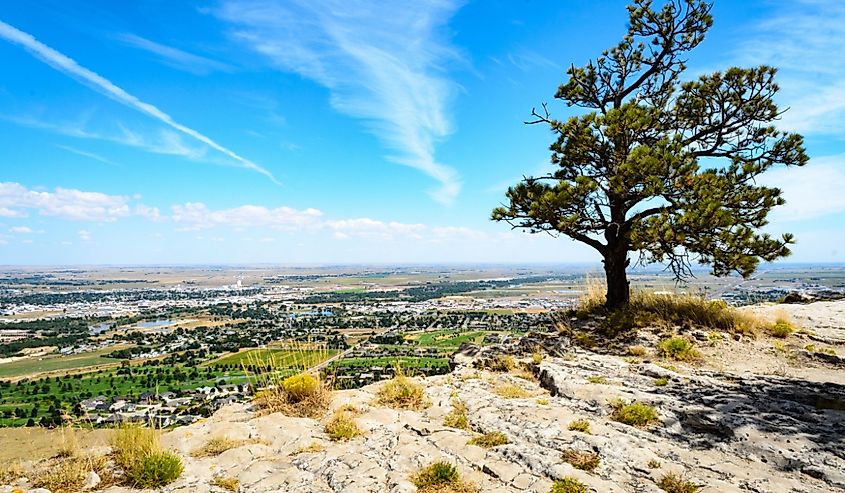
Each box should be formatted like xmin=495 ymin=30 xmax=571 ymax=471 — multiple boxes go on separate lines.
xmin=290 ymin=441 xmax=325 ymax=456
xmin=492 ymin=382 xmax=532 ymax=399
xmin=211 ymin=475 xmax=240 ymax=491
xmin=561 ymin=449 xmax=601 ymax=472
xmin=443 ymin=399 xmax=471 ymax=430
xmin=375 ymin=369 xmax=429 ymax=410
xmin=657 ymin=472 xmax=702 ymax=493
xmin=56 ymin=426 xmax=80 ymax=459
xmin=0 ymin=461 xmax=27 ymax=484
xmin=482 ymin=354 xmax=516 ymax=372
xmin=33 ymin=454 xmax=114 ymax=493
xmin=467 ymin=431 xmax=509 ymax=448
xmin=627 ymin=345 xmax=649 ymax=357
xmin=324 ymin=410 xmax=363 ymax=441
xmin=190 ymin=436 xmax=266 ymax=458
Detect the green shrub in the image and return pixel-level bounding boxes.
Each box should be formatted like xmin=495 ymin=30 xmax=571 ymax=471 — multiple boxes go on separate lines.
xmin=654 ymin=377 xmax=669 ymax=387
xmin=567 ymin=419 xmax=591 ymax=434
xmin=657 ymin=337 xmax=700 ymax=362
xmin=768 ymin=319 xmax=794 ymax=338
xmin=484 ymin=354 xmax=516 ymax=372
xmin=129 ymin=451 xmax=183 ymax=489
xmin=585 ymin=375 xmax=608 ymax=384
xmin=609 ymin=399 xmax=659 ymax=428
xmin=281 ymin=373 xmax=320 ymax=402
xmin=411 ymin=461 xmax=478 ymax=493
xmin=551 ymin=477 xmax=588 ymax=493
xmin=467 ymin=431 xmax=509 ymax=448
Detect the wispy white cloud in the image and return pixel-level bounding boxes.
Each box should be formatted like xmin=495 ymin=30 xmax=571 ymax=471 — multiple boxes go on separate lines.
xmin=171 ymin=202 xmax=323 ymax=231
xmin=116 ymin=33 xmax=235 ymax=75
xmin=78 ymin=229 xmax=92 ymax=241
xmin=762 ymin=154 xmax=845 ymax=222
xmin=9 ymin=226 xmax=33 ymax=234
xmin=325 ymin=218 xmax=426 ymax=240
xmin=736 ymin=0 xmax=845 ymax=135
xmin=213 ymin=0 xmax=464 ymax=202
xmin=56 ymin=144 xmax=118 ymax=166
xmin=0 ymin=182 xmax=148 ymax=222
xmin=0 ymin=19 xmax=278 ymax=184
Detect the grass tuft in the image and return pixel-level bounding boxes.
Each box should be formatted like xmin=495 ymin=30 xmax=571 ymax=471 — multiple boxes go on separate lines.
xmin=654 ymin=377 xmax=669 ymax=387
xmin=32 ymin=455 xmax=111 ymax=493
xmin=768 ymin=317 xmax=795 ymax=338
xmin=483 ymin=354 xmax=516 ymax=372
xmin=290 ymin=441 xmax=325 ymax=456
xmin=112 ymin=425 xmax=183 ymax=488
xmin=375 ymin=370 xmax=429 ymax=410
xmin=324 ymin=410 xmax=363 ymax=441
xmin=609 ymin=399 xmax=660 ymax=428
xmin=492 ymin=382 xmax=532 ymax=399
xmin=656 ymin=472 xmax=702 ymax=493
xmin=191 ymin=436 xmax=265 ymax=458
xmin=211 ymin=475 xmax=240 ymax=491
xmin=561 ymin=449 xmax=601 ymax=472
xmin=467 ymin=431 xmax=509 ymax=448
xmin=443 ymin=399 xmax=471 ymax=430
xmin=657 ymin=337 xmax=700 ymax=362
xmin=411 ymin=461 xmax=479 ymax=493
xmin=585 ymin=375 xmax=608 ymax=384
xmin=567 ymin=419 xmax=591 ymax=434
xmin=551 ymin=477 xmax=589 ymax=493
xmin=0 ymin=462 xmax=26 ymax=484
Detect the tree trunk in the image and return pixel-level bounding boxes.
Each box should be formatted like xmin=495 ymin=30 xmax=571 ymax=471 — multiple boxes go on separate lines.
xmin=603 ymin=249 xmax=630 ymax=310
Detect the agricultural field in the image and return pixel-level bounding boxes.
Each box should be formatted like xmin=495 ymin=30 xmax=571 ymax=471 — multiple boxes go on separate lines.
xmin=208 ymin=348 xmax=339 ymax=369
xmin=410 ymin=329 xmax=488 ymax=348
xmin=328 ymin=356 xmax=449 ymax=370
xmin=0 ymin=345 xmax=132 ymax=379
xmin=0 ymin=363 xmax=245 ymax=427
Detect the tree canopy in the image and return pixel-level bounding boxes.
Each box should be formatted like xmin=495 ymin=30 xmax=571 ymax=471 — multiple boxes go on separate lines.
xmin=492 ymin=0 xmax=808 ymax=308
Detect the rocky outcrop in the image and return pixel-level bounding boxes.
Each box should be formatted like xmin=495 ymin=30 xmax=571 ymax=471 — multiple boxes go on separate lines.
xmin=38 ymin=344 xmax=831 ymax=493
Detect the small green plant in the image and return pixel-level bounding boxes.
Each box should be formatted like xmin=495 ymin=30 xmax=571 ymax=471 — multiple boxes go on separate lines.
xmin=532 ymin=352 xmax=544 ymax=364
xmin=131 ymin=451 xmax=184 ymax=489
xmin=585 ymin=375 xmax=608 ymax=384
xmin=561 ymin=449 xmax=601 ymax=472
xmin=324 ymin=410 xmax=363 ymax=441
xmin=443 ymin=400 xmax=471 ymax=430
xmin=281 ymin=373 xmax=319 ymax=401
xmin=768 ymin=318 xmax=794 ymax=338
xmin=772 ymin=340 xmax=787 ymax=353
xmin=609 ymin=399 xmax=660 ymax=428
xmin=657 ymin=337 xmax=700 ymax=362
xmin=656 ymin=472 xmax=702 ymax=493
xmin=573 ymin=331 xmax=596 ymax=348
xmin=654 ymin=377 xmax=669 ymax=387
xmin=492 ymin=382 xmax=532 ymax=399
xmin=551 ymin=477 xmax=589 ymax=493
xmin=536 ymin=398 xmax=550 ymax=405
xmin=112 ymin=425 xmax=183 ymax=488
xmin=648 ymin=459 xmax=662 ymax=469
xmin=211 ymin=475 xmax=239 ymax=491
xmin=467 ymin=431 xmax=509 ymax=448
xmin=567 ymin=419 xmax=591 ymax=434
xmin=411 ymin=461 xmax=478 ymax=493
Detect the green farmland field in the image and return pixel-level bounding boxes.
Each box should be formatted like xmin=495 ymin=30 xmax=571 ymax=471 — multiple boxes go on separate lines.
xmin=209 ymin=348 xmax=338 ymax=369
xmin=0 ymin=345 xmax=132 ymax=379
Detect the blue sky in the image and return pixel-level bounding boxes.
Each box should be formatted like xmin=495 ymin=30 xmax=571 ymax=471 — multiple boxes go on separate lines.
xmin=0 ymin=0 xmax=843 ymax=265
